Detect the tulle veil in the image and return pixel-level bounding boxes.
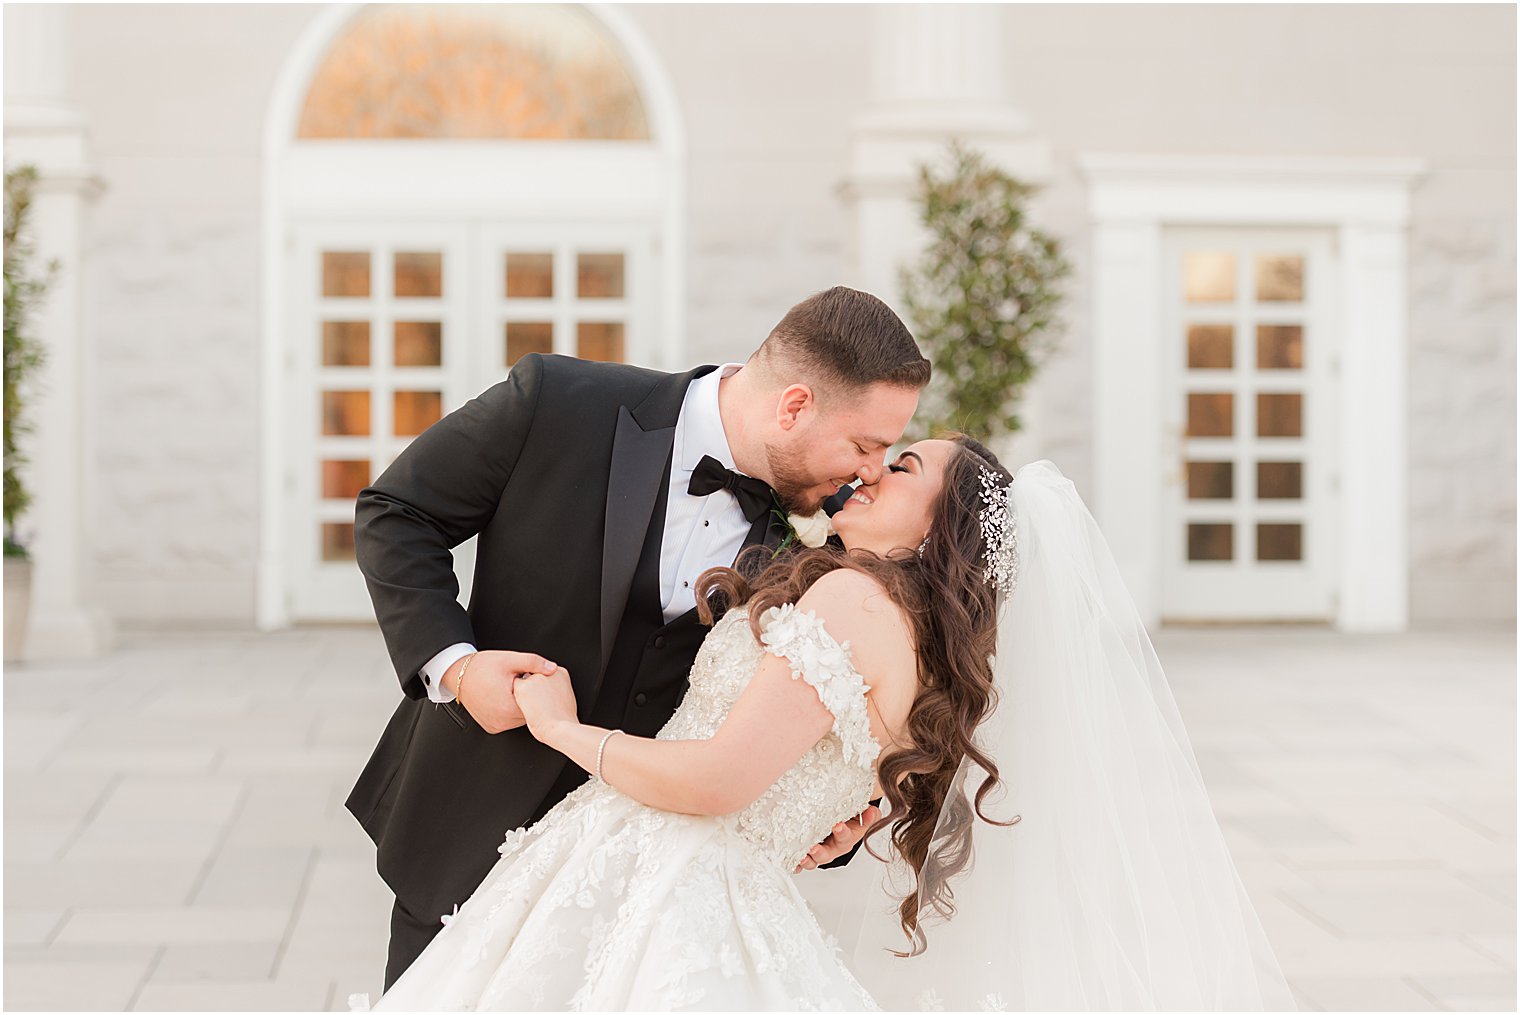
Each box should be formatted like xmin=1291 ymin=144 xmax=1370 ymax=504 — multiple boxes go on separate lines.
xmin=802 ymin=459 xmax=1298 ymax=1011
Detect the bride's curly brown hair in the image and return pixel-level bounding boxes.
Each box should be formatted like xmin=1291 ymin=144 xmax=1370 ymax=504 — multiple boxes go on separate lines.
xmin=695 ymin=432 xmax=1019 ymax=957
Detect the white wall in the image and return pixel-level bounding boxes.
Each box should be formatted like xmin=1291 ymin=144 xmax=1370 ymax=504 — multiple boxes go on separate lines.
xmin=55 ymin=3 xmax=1514 ymax=624
xmin=66 ymin=5 xmax=315 ymax=623
xmin=622 ymin=6 xmax=873 ymax=364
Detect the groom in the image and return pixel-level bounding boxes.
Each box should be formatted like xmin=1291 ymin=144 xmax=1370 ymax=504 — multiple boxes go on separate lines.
xmin=347 ymin=286 xmax=930 ymax=988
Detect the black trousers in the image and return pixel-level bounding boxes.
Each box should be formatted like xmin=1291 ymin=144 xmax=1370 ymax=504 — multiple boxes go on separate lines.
xmin=381 ymin=760 xmax=587 ymax=991
xmin=385 ymin=895 xmax=444 ymax=992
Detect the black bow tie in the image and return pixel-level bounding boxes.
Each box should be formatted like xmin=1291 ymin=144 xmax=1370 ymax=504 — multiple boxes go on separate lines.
xmin=687 ymin=455 xmax=773 ymax=523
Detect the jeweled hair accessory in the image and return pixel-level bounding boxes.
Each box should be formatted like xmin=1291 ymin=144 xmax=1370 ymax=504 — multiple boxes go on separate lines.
xmin=977 ymin=466 xmax=1018 ymax=594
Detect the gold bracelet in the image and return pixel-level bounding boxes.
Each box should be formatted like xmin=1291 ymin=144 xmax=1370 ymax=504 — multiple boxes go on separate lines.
xmin=454 ymin=652 xmax=478 ymax=708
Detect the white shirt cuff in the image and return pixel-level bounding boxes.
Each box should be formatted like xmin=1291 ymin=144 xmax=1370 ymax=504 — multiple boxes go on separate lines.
xmin=421 ymin=642 xmax=476 ymax=704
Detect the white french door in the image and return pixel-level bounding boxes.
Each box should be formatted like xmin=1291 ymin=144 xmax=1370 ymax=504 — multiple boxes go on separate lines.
xmin=473 ymin=222 xmax=655 ymax=377
xmin=1160 ymin=227 xmax=1340 ymax=621
xmin=285 ymin=220 xmax=653 ymax=621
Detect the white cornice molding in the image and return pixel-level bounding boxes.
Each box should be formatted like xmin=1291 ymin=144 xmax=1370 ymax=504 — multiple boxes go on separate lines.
xmin=3 ymin=104 xmax=103 ymax=199
xmin=851 ymin=103 xmax=1033 ymax=138
xmin=279 ymin=142 xmax=661 ymax=219
xmin=1078 ymin=153 xmax=1429 ymax=182
xmin=1078 ymin=153 xmax=1429 ymax=225
xmin=2 ymin=102 xmax=89 ymax=132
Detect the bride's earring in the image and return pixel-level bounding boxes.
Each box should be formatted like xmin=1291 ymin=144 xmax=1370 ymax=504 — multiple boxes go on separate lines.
xmin=916 ymin=535 xmax=929 ymax=557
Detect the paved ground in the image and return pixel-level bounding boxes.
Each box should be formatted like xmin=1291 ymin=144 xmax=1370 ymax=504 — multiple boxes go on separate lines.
xmin=3 ymin=621 xmax=1514 ymax=1011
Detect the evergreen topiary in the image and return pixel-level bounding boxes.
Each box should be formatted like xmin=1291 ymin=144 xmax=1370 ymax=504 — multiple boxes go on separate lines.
xmin=5 ymin=166 xmax=56 ymax=560
xmin=899 ymin=141 xmax=1072 ymax=442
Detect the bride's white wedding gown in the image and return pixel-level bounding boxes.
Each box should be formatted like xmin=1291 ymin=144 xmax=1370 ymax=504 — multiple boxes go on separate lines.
xmin=362 ymin=602 xmax=885 ymax=1011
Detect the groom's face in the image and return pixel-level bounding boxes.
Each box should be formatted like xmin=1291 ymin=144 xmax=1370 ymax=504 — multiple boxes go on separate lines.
xmin=765 ymin=381 xmax=920 ymax=514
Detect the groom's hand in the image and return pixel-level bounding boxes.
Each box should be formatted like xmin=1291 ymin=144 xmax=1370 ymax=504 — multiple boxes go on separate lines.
xmin=795 ymin=803 xmax=881 ymax=872
xmin=448 ymin=651 xmax=555 ymax=734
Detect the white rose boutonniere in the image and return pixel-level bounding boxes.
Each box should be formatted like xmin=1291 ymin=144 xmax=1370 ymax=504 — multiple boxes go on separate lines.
xmin=786 ymin=510 xmax=834 ymax=549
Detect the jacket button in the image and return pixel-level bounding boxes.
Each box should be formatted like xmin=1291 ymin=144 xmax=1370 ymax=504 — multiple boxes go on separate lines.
xmin=634 ymin=692 xmax=649 ymax=707
xmin=653 ymin=635 xmax=666 ymax=649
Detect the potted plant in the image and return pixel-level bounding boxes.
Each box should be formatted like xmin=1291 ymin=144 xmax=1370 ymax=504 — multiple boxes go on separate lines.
xmin=899 ymin=140 xmax=1072 ymax=444
xmin=5 ymin=165 xmax=56 ymax=662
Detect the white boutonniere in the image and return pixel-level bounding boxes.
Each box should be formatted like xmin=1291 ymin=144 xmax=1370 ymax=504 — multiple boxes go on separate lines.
xmin=788 ymin=510 xmax=834 ymax=548
xmin=769 ymin=491 xmax=835 ymax=558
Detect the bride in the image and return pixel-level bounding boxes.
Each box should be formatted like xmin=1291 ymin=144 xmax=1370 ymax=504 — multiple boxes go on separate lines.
xmin=358 ymin=435 xmax=1296 ymax=1011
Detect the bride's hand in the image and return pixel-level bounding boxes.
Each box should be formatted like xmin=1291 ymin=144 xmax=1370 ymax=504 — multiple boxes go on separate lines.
xmin=513 ymin=666 xmax=579 ymax=741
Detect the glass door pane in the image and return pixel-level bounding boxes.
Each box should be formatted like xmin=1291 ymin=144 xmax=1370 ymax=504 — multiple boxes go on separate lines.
xmin=482 ymin=224 xmax=651 ymax=378
xmin=290 ymin=225 xmax=470 ymax=621
xmin=1162 ymin=227 xmax=1336 ymax=621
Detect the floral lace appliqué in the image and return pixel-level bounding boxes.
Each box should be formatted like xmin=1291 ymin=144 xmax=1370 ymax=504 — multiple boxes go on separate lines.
xmin=758 ymin=602 xmax=882 ymax=773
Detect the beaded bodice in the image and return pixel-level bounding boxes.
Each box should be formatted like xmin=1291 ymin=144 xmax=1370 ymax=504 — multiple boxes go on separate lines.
xmin=655 ymin=603 xmax=882 ymax=872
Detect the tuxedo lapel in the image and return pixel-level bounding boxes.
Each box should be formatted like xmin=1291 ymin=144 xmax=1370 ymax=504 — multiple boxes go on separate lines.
xmin=746 ymin=501 xmax=791 ymax=554
xmin=766 ymin=505 xmax=794 ymax=552
xmin=596 ymin=365 xmax=716 ymax=689
xmin=598 ymin=407 xmax=670 ymax=686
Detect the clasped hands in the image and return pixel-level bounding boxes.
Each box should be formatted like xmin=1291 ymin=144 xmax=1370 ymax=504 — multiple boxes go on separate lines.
xmin=444 ymin=650 xmax=557 ymax=735
xmin=446 ymin=651 xmax=875 ymax=873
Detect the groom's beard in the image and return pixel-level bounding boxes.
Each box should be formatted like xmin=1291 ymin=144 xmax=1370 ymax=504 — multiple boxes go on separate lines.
xmin=764 ymin=441 xmax=829 ymax=516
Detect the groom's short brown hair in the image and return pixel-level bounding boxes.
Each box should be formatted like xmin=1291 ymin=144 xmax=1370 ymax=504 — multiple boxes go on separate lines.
xmin=753 ymin=286 xmax=930 ymax=393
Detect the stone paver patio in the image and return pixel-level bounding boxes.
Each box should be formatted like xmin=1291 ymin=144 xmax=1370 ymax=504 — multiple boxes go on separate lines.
xmin=4 ymin=621 xmax=1514 ymax=1011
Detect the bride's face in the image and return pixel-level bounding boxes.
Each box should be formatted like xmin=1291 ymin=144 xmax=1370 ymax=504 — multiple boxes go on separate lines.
xmin=831 ymin=438 xmax=955 ymax=555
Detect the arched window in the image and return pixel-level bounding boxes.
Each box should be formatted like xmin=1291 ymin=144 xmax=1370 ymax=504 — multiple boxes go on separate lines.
xmin=297 ymin=4 xmax=649 ymax=140
xmin=262 ymin=4 xmax=684 ymax=626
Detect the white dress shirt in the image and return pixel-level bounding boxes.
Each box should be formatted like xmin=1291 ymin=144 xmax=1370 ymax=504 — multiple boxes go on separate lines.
xmin=419 ymin=363 xmax=753 ymax=703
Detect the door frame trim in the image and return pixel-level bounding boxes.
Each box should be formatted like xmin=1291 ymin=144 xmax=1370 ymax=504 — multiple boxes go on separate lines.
xmin=1077 ymin=154 xmax=1426 ymax=632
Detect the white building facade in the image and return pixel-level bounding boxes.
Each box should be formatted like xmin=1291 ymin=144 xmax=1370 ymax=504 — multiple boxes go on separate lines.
xmin=4 ymin=3 xmax=1513 ymax=657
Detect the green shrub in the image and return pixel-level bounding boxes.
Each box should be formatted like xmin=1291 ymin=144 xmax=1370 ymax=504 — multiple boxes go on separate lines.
xmin=900 ymin=141 xmax=1071 ymax=442
xmin=5 ymin=166 xmax=56 ymax=560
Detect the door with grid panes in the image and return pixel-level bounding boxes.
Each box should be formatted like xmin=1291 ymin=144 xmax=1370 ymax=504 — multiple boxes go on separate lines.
xmin=288 ymin=222 xmax=651 ymax=620
xmin=1160 ymin=228 xmax=1339 ymax=621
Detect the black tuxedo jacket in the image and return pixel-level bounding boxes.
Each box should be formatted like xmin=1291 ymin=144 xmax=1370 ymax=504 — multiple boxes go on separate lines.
xmin=345 ymin=353 xmax=864 ymax=923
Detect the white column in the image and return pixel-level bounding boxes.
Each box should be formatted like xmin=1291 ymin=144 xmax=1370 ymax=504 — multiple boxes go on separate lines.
xmin=841 ymin=4 xmax=1054 ymax=307
xmin=1091 ymin=221 xmax=1166 ymax=628
xmin=1339 ymin=223 xmax=1411 ymax=631
xmin=4 ymin=5 xmax=113 ymax=660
